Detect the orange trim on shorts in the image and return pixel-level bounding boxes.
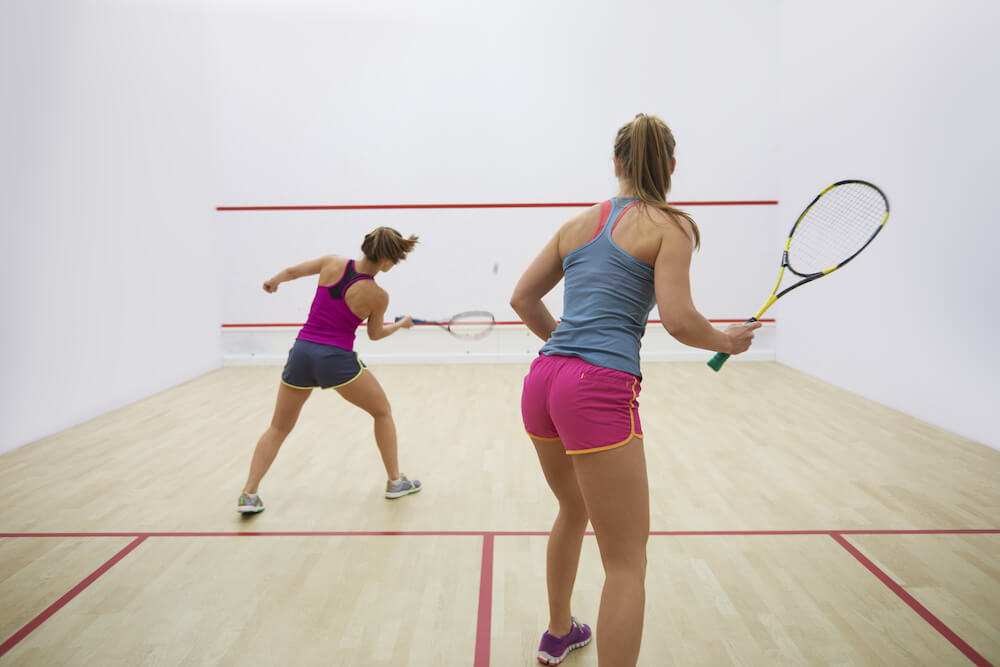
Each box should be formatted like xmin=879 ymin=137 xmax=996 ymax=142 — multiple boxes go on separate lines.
xmin=525 ymin=429 xmax=562 ymax=441
xmin=566 ymin=377 xmax=642 ymax=455
xmin=566 ymin=433 xmax=643 ymax=455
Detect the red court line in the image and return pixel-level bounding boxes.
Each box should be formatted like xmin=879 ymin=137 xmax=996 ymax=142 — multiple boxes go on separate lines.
xmin=3 ymin=531 xmax=996 ymax=664
xmin=831 ymin=533 xmax=993 ymax=667
xmin=217 ymin=200 xmax=778 ymax=212
xmin=474 ymin=534 xmax=495 ymax=667
xmin=220 ymin=318 xmax=777 ymax=329
xmin=0 ymin=535 xmax=147 ymax=659
xmin=3 ymin=529 xmax=998 ymax=538
xmin=0 ymin=531 xmax=528 ymax=538
xmin=222 ymin=321 xmax=523 ymax=328
xmin=831 ymin=529 xmax=1000 ymax=535
xmin=653 ymin=529 xmax=1000 ymax=536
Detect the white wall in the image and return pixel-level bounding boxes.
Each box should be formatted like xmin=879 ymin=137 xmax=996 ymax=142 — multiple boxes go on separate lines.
xmin=216 ymin=205 xmax=781 ymax=329
xmin=777 ymin=0 xmax=1000 ymax=450
xmin=0 ymin=0 xmax=221 ymax=455
xmin=15 ymin=0 xmax=992 ymax=455
xmin=208 ymin=0 xmax=780 ymax=205
xmin=208 ymin=0 xmax=784 ymax=364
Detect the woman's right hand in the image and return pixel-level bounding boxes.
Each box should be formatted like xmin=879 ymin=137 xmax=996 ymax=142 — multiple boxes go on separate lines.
xmin=724 ymin=321 xmax=762 ymax=354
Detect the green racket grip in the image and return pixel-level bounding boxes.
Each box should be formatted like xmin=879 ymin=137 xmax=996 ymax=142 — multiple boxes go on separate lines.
xmin=707 ymin=352 xmax=731 ymax=372
xmin=707 ymin=317 xmax=758 ymax=372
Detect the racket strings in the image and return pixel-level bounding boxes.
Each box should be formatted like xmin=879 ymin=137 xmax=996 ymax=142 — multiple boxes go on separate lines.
xmin=445 ymin=311 xmax=496 ymax=340
xmin=787 ymin=183 xmax=887 ymax=275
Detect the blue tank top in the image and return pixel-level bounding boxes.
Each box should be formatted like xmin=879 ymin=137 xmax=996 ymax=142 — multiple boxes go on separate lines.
xmin=539 ymin=197 xmax=655 ymax=378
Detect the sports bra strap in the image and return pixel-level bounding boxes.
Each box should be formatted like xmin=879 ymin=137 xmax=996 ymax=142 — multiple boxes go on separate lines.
xmin=608 ymin=201 xmax=641 ymax=237
xmin=589 ymin=200 xmax=614 ymax=241
xmin=328 ymin=259 xmax=373 ymax=300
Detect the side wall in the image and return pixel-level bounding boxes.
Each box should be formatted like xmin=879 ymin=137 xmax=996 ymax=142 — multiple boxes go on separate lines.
xmin=0 ymin=2 xmax=221 ymax=454
xmin=777 ymin=0 xmax=1000 ymax=449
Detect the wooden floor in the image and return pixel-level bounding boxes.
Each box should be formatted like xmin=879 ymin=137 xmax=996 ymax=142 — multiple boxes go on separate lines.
xmin=1 ymin=362 xmax=998 ymax=665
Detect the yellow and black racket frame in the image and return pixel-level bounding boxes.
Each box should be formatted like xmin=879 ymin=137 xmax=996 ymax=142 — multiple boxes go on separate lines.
xmin=708 ymin=179 xmax=889 ymax=371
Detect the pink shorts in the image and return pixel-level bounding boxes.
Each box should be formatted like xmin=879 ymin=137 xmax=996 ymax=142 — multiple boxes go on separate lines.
xmin=521 ymin=354 xmax=642 ymax=454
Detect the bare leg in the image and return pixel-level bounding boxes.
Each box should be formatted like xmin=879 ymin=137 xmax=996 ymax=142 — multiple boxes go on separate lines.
xmin=532 ymin=437 xmax=590 ymax=638
xmin=572 ymin=437 xmax=649 ymax=667
xmin=243 ymin=382 xmax=312 ymax=494
xmin=335 ymin=370 xmax=400 ymax=481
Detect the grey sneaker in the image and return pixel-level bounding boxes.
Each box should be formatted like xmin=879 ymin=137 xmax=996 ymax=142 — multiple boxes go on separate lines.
xmin=237 ymin=492 xmax=264 ymax=513
xmin=385 ymin=475 xmax=422 ymax=499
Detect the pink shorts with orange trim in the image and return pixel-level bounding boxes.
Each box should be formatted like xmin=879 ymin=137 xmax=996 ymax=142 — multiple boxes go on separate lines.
xmin=521 ymin=354 xmax=642 ymax=454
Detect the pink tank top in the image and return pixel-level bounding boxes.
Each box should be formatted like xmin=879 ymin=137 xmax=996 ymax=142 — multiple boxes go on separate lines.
xmin=296 ymin=260 xmax=374 ymax=350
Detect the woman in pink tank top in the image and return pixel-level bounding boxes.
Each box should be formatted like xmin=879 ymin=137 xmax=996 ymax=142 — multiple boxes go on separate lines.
xmin=237 ymin=227 xmax=424 ymax=513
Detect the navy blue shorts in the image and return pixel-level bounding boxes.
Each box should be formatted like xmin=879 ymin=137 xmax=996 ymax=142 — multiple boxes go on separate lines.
xmin=281 ymin=339 xmax=366 ymax=389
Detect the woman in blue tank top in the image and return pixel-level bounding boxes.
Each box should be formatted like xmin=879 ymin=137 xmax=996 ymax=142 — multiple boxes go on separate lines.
xmin=511 ymin=115 xmax=761 ymax=666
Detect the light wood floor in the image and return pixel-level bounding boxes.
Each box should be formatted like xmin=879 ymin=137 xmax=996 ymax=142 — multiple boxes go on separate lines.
xmin=1 ymin=362 xmax=998 ymax=665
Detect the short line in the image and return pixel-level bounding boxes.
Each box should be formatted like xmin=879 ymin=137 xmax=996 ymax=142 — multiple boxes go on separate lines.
xmin=650 ymin=530 xmax=834 ymax=536
xmin=216 ymin=200 xmax=779 ymax=212
xmin=0 ymin=531 xmax=509 ymax=538
xmin=835 ymin=529 xmax=1000 ymax=535
xmin=2 ymin=529 xmax=997 ymax=538
xmin=651 ymin=529 xmax=1000 ymax=536
xmin=474 ymin=534 xmax=495 ymax=667
xmin=0 ymin=535 xmax=147 ymax=659
xmin=831 ymin=533 xmax=992 ymax=667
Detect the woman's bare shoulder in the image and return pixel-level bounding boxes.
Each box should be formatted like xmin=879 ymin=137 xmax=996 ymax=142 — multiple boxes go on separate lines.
xmin=317 ymin=254 xmax=349 ymax=284
xmin=643 ymin=206 xmax=696 ymax=244
xmin=557 ymin=203 xmax=606 ymax=255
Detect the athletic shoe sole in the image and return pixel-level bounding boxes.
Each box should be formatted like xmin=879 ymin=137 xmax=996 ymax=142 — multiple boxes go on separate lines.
xmin=385 ymin=486 xmax=422 ymax=499
xmin=237 ymin=504 xmax=264 ymax=513
xmin=537 ymin=635 xmax=592 ymax=665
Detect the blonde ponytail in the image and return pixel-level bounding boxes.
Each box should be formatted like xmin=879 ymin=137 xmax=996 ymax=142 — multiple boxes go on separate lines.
xmin=614 ymin=114 xmax=700 ymax=248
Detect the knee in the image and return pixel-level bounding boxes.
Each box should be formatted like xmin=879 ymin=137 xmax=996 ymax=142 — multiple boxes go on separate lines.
xmin=369 ymin=402 xmax=392 ymax=420
xmin=269 ymin=420 xmax=296 ymax=437
xmin=602 ymin=540 xmax=648 ymax=576
xmin=559 ymin=499 xmax=589 ymax=527
xmin=606 ymin=557 xmax=647 ymax=582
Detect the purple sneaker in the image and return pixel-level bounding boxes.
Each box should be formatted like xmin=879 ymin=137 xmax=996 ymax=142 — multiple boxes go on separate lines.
xmin=537 ymin=616 xmax=592 ymax=665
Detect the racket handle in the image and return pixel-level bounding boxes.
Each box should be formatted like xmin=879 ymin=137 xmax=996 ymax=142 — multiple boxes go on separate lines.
xmin=707 ymin=352 xmax=731 ymax=372
xmin=394 ymin=316 xmax=425 ymax=324
xmin=707 ymin=317 xmax=758 ymax=372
